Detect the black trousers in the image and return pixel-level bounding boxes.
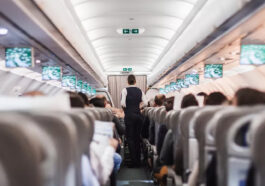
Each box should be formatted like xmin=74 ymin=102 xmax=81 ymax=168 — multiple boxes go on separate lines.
xmin=125 ymin=113 xmax=143 ymax=165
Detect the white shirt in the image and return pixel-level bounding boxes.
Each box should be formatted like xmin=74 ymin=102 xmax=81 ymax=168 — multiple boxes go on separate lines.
xmin=89 ymin=142 xmax=115 ymax=185
xmin=120 ymin=85 xmax=148 ymax=108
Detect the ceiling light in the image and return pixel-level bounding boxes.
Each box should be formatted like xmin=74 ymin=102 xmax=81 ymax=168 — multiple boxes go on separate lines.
xmin=35 ymin=59 xmax=41 ymax=64
xmin=220 ymin=57 xmax=225 ymax=61
xmin=0 ymin=27 xmax=8 ymax=35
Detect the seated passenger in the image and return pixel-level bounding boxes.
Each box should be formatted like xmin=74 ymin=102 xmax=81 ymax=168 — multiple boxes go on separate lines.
xmin=181 ymin=94 xmax=199 ymax=108
xmin=78 ymin=92 xmax=90 ymax=107
xmin=205 ymin=92 xmax=228 ymax=105
xmin=232 ymin=88 xmax=265 ymax=106
xmin=90 ymin=97 xmax=123 ymax=173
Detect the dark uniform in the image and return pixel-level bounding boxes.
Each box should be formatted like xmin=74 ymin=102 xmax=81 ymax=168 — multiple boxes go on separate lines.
xmin=121 ymin=86 xmax=145 ymax=166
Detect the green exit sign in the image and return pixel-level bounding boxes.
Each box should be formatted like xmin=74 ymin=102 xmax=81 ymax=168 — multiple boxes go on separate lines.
xmin=132 ymin=29 xmax=139 ymax=34
xmin=123 ymin=29 xmax=130 ymax=34
xmin=122 ymin=29 xmax=139 ymax=35
xmin=123 ymin=68 xmax=133 ymax=72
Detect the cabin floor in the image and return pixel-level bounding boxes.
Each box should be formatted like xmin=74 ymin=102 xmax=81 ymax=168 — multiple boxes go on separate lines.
xmin=117 ymin=166 xmax=154 ymax=186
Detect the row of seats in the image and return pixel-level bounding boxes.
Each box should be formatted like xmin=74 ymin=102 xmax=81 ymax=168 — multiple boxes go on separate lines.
xmin=143 ymin=105 xmax=265 ymax=186
xmin=0 ymin=107 xmax=113 ymax=186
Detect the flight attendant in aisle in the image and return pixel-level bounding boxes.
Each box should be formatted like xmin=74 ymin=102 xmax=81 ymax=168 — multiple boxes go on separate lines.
xmin=121 ymin=75 xmax=147 ymax=167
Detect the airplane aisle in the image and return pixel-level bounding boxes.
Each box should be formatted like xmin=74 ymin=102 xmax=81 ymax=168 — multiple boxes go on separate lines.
xmin=117 ymin=166 xmax=154 ymax=186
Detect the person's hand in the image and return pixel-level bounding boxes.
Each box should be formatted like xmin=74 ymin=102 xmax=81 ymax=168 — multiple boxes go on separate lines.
xmin=109 ymin=138 xmax=119 ymax=150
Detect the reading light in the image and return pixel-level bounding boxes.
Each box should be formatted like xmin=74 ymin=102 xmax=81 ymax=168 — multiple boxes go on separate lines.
xmin=0 ymin=27 xmax=8 ymax=35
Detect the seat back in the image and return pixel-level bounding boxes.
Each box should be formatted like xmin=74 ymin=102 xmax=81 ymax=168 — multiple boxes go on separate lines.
xmin=25 ymin=112 xmax=78 ymax=186
xmin=212 ymin=106 xmax=265 ymax=186
xmin=0 ymin=113 xmax=55 ymax=186
xmin=178 ymin=106 xmax=200 ymax=177
xmin=248 ymin=111 xmax=265 ymax=186
xmin=193 ymin=106 xmax=225 ymax=184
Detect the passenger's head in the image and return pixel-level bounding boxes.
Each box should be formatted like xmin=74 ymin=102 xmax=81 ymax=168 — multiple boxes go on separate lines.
xmin=197 ymin=92 xmax=208 ymax=98
xmin=68 ymin=92 xmax=85 ymax=108
xmin=205 ymin=92 xmax=228 ymax=105
xmin=96 ymin=95 xmax=107 ymax=106
xmin=90 ymin=97 xmax=105 ymax=108
xmin=233 ymin=88 xmax=265 ymax=106
xmin=127 ymin=75 xmax=136 ymax=85
xmin=78 ymin=92 xmax=89 ymax=106
xmin=165 ymin=97 xmax=174 ymax=112
xmin=181 ymin=94 xmax=198 ymax=108
xmin=154 ymin=94 xmax=166 ymax=107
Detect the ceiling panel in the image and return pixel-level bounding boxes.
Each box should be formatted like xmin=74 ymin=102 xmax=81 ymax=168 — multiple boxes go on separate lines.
xmin=69 ymin=0 xmax=202 ymax=73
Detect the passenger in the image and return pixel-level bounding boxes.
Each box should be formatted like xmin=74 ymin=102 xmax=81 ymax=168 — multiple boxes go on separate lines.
xmin=68 ymin=92 xmax=85 ymax=108
xmin=181 ymin=93 xmax=199 ymax=108
xmin=205 ymin=92 xmax=228 ymax=105
xmin=121 ymin=75 xmax=147 ymax=167
xmin=232 ymin=88 xmax=265 ymax=106
xmin=197 ymin=92 xmax=207 ymax=98
xmin=90 ymin=97 xmax=123 ymax=174
xmin=78 ymin=92 xmax=90 ymax=107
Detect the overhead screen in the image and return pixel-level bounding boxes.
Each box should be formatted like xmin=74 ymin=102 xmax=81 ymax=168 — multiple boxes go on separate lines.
xmin=76 ymin=80 xmax=83 ymax=92
xmin=240 ymin=45 xmax=265 ymax=65
xmin=62 ymin=75 xmax=76 ymax=88
xmin=170 ymin=82 xmax=180 ymax=91
xmin=5 ymin=48 xmax=34 ymax=68
xmin=42 ymin=66 xmax=61 ymax=80
xmin=185 ymin=74 xmax=199 ymax=85
xmin=177 ymin=79 xmax=189 ymax=88
xmin=204 ymin=64 xmax=223 ymax=78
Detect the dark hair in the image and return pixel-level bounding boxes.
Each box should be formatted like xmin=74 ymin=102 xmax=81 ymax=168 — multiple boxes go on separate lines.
xmin=68 ymin=92 xmax=85 ymax=108
xmin=181 ymin=94 xmax=198 ymax=108
xmin=165 ymin=97 xmax=174 ymax=111
xmin=128 ymin=75 xmax=136 ymax=85
xmin=234 ymin=88 xmax=265 ymax=106
xmin=205 ymin=92 xmax=227 ymax=105
xmin=197 ymin=92 xmax=208 ymax=98
xmin=90 ymin=97 xmax=105 ymax=108
xmin=154 ymin=94 xmax=166 ymax=106
xmin=78 ymin=92 xmax=89 ymax=106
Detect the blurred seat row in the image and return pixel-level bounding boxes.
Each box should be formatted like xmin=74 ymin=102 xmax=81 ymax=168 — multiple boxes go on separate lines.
xmin=0 ymin=107 xmax=113 ymax=186
xmin=142 ymin=105 xmax=265 ymax=186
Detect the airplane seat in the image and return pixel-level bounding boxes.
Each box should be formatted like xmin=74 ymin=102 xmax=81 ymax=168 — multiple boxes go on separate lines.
xmin=0 ymin=113 xmax=56 ymax=186
xmin=247 ymin=112 xmax=265 ymax=186
xmin=177 ymin=106 xmax=199 ymax=182
xmin=62 ymin=111 xmax=92 ymax=186
xmin=217 ymin=114 xmax=258 ymax=186
xmin=85 ymin=108 xmax=101 ymax=120
xmin=24 ymin=112 xmax=78 ymax=186
xmin=193 ymin=106 xmax=226 ymax=185
xmin=209 ymin=106 xmax=265 ymax=186
xmin=72 ymin=109 xmax=95 ymax=150
xmin=105 ymin=108 xmax=114 ymax=121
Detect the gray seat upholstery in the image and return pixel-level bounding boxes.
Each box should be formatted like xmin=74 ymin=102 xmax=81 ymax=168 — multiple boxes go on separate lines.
xmin=193 ymin=106 xmax=225 ymax=185
xmin=0 ymin=113 xmax=56 ymax=186
xmin=24 ymin=112 xmax=78 ymax=186
xmin=214 ymin=106 xmax=265 ymax=186
xmin=178 ymin=106 xmax=200 ymax=178
xmin=248 ymin=111 xmax=265 ymax=186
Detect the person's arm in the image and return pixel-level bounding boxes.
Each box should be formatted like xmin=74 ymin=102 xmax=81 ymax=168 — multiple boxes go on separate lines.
xmin=120 ymin=88 xmax=127 ymax=108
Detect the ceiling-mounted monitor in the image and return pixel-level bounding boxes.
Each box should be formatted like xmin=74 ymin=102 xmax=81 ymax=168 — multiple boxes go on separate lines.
xmin=42 ymin=66 xmax=61 ymax=80
xmin=177 ymin=79 xmax=189 ymax=88
xmin=76 ymin=80 xmax=83 ymax=92
xmin=62 ymin=75 xmax=76 ymax=88
xmin=240 ymin=45 xmax=265 ymax=65
xmin=159 ymin=88 xmax=166 ymax=94
xmin=165 ymin=85 xmax=171 ymax=93
xmin=5 ymin=47 xmax=34 ymax=68
xmin=185 ymin=74 xmax=199 ymax=85
xmin=170 ymin=82 xmax=180 ymax=91
xmin=204 ymin=64 xmax=223 ymax=79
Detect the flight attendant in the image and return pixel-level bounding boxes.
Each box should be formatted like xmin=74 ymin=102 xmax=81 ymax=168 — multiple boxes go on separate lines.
xmin=121 ymin=75 xmax=147 ymax=167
